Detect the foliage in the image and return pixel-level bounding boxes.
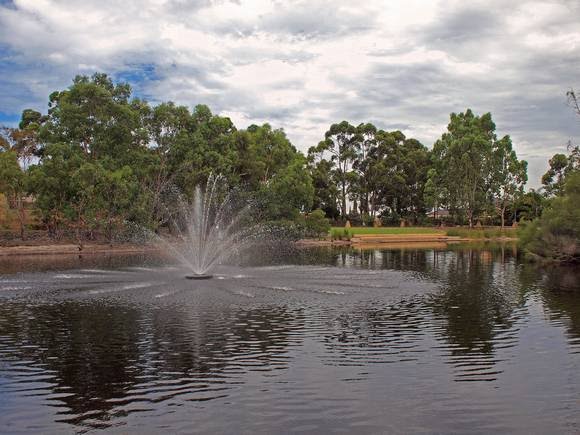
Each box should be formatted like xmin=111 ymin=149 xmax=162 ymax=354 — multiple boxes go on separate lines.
xmin=10 ymin=73 xmax=314 ymax=244
xmin=330 ymin=227 xmax=352 ymax=241
xmin=431 ymin=109 xmax=527 ymax=227
xmin=298 ymin=209 xmax=330 ymax=238
xmin=515 ymin=190 xmax=545 ymax=221
xmin=309 ymin=125 xmax=431 ymax=224
xmin=0 ymin=150 xmax=28 ymax=238
xmin=445 ymin=227 xmax=516 ymax=239
xmin=257 ymin=157 xmax=314 ymax=220
xmin=541 ymin=142 xmax=580 ymax=197
xmin=0 ymin=73 xmax=542 ymax=244
xmin=520 ymin=172 xmax=580 ymax=263
xmin=490 ymin=136 xmax=527 ymax=227
xmin=309 ymin=121 xmax=359 ymax=219
xmin=330 ymin=227 xmax=442 ymax=235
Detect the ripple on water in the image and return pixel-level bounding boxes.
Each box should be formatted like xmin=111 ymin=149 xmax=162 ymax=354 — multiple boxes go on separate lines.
xmin=0 ymin=255 xmax=579 ymax=434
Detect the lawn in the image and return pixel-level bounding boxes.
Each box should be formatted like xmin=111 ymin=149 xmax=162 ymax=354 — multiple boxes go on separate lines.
xmin=330 ymin=226 xmax=443 ymax=235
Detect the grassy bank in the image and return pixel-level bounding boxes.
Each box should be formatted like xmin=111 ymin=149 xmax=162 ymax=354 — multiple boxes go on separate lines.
xmin=331 ymin=227 xmax=442 ymax=235
xmin=330 ymin=226 xmax=517 ymax=241
xmin=445 ymin=227 xmax=517 ymax=239
xmin=330 ymin=226 xmax=443 ymax=241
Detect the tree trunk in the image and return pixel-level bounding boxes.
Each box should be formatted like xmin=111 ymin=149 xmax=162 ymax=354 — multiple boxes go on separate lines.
xmin=76 ymin=228 xmax=84 ymax=252
xmin=341 ymin=180 xmax=347 ymax=220
xmin=17 ymin=196 xmax=25 ymax=241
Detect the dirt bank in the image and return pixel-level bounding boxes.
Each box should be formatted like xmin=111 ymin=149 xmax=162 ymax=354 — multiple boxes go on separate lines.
xmin=0 ymin=243 xmax=159 ymax=257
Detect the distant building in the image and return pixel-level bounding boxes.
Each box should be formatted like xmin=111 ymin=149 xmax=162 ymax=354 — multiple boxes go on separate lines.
xmin=427 ymin=208 xmax=450 ymax=219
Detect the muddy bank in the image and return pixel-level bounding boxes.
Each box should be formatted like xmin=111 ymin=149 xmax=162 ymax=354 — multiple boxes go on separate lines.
xmin=296 ymin=236 xmax=517 ymax=248
xmin=0 ymin=243 xmax=159 ymax=257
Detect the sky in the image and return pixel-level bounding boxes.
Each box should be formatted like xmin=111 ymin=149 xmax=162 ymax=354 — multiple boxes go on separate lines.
xmin=1 ymin=0 xmax=579 ymax=187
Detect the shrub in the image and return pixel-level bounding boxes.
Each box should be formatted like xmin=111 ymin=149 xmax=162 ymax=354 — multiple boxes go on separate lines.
xmin=519 ymin=172 xmax=580 ymax=263
xmin=300 ymin=209 xmax=331 ymax=239
xmin=446 ymin=227 xmax=515 ymax=239
xmin=330 ymin=227 xmax=352 ymax=241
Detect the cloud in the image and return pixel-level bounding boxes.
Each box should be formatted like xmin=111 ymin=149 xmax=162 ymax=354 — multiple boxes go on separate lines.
xmin=0 ymin=0 xmax=579 ymax=187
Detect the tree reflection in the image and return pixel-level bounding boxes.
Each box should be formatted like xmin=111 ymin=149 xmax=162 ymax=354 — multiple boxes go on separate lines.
xmin=0 ymin=297 xmax=300 ymax=430
xmin=428 ymin=247 xmax=522 ymax=349
xmin=531 ymin=266 xmax=580 ymax=346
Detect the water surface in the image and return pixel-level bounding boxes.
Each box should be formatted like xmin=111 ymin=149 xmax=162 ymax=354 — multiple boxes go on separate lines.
xmin=0 ymin=245 xmax=579 ymax=434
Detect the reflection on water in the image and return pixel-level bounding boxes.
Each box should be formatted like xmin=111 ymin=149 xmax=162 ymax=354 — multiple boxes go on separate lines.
xmin=0 ymin=244 xmax=579 ymax=434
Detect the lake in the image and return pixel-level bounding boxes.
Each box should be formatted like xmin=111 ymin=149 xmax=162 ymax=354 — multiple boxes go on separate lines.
xmin=0 ymin=244 xmax=579 ymax=434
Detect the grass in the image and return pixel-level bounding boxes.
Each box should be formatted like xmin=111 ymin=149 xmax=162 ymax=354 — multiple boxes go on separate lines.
xmin=329 ymin=226 xmax=518 ymax=241
xmin=330 ymin=226 xmax=443 ymax=241
xmin=330 ymin=227 xmax=443 ymax=235
xmin=445 ymin=227 xmax=517 ymax=239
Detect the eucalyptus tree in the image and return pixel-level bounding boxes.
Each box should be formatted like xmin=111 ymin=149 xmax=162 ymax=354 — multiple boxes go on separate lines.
xmin=308 ymin=156 xmax=339 ymax=219
xmin=516 ymin=189 xmax=544 ymax=221
xmin=258 ymin=155 xmax=314 ymax=220
xmin=432 ymin=110 xmax=497 ymax=227
xmin=542 ymin=142 xmax=580 ymax=197
xmin=363 ymin=130 xmax=430 ymax=222
xmin=491 ymin=136 xmax=527 ymax=227
xmin=352 ymin=122 xmax=377 ymax=216
xmin=0 ymin=150 xmax=28 ymax=239
xmin=0 ymin=109 xmax=45 ymax=168
xmin=310 ymin=121 xmax=360 ymax=219
xmin=397 ymin=137 xmax=431 ymax=220
xmin=40 ymin=73 xmax=149 ymax=160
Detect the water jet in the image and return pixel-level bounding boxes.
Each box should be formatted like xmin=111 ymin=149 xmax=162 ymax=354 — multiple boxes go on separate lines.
xmin=156 ymin=175 xmax=258 ymax=277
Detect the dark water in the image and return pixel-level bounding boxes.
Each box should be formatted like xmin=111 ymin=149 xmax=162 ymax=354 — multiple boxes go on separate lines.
xmin=0 ymin=245 xmax=579 ymax=434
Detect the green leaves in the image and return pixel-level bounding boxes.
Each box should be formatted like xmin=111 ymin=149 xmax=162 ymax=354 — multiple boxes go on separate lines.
xmin=431 ymin=109 xmax=525 ymax=226
xmin=542 ymin=144 xmax=580 ymax=197
xmin=520 ymin=172 xmax=580 ymax=263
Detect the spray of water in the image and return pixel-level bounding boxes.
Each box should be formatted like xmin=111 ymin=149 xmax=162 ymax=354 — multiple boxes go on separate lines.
xmin=155 ymin=175 xmax=259 ymax=277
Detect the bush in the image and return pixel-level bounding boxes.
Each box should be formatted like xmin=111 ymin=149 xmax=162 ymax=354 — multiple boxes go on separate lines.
xmin=264 ymin=210 xmax=331 ymax=240
xmin=381 ymin=212 xmax=400 ymax=226
xmin=519 ymin=172 xmax=580 ymax=263
xmin=446 ymin=227 xmax=515 ymax=239
xmin=300 ymin=209 xmax=331 ymax=239
xmin=330 ymin=227 xmax=352 ymax=241
xmin=263 ymin=220 xmax=303 ymax=241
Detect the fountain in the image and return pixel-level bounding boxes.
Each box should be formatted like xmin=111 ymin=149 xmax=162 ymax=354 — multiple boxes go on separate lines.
xmin=155 ymin=175 xmax=258 ymax=279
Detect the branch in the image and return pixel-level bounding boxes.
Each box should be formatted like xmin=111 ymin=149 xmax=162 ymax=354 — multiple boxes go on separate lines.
xmin=567 ymin=89 xmax=580 ymax=117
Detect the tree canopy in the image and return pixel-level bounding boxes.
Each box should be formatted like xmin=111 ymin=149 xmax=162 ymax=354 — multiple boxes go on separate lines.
xmin=0 ymin=73 xmax=535 ymax=243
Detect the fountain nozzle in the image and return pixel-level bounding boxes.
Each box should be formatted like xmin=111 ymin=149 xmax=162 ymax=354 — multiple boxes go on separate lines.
xmin=185 ymin=274 xmax=213 ymax=280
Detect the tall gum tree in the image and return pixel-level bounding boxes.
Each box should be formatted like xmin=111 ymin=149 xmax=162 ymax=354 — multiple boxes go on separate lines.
xmin=432 ymin=110 xmax=497 ymax=227
xmin=491 ymin=136 xmax=527 ymax=227
xmin=310 ymin=121 xmax=360 ymax=220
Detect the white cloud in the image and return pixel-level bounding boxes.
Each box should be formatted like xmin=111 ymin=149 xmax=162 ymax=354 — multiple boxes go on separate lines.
xmin=1 ymin=0 xmax=579 ymax=187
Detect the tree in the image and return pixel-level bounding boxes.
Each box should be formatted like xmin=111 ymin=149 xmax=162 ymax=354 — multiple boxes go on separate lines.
xmin=542 ymin=142 xmax=580 ymax=196
xmin=356 ymin=130 xmax=430 ymax=222
xmin=0 ymin=151 xmax=28 ymax=239
xmin=432 ymin=110 xmax=498 ymax=227
xmin=491 ymin=136 xmax=527 ymax=227
xmin=352 ymin=122 xmax=377 ymax=217
xmin=424 ymin=168 xmax=447 ymax=222
xmin=27 ymin=143 xmax=85 ymax=239
xmin=308 ymin=157 xmax=339 ymax=220
xmin=97 ymin=164 xmax=141 ymax=243
xmin=520 ymin=171 xmax=580 ymax=263
xmin=0 ymin=109 xmax=45 ymax=169
xmin=258 ymin=157 xmax=314 ymax=220
xmin=40 ymin=73 xmax=148 ymax=160
xmin=515 ymin=189 xmax=544 ymax=222
xmin=310 ymin=122 xmax=360 ymax=219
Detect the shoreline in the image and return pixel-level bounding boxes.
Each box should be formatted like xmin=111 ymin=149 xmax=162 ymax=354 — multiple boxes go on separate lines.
xmin=0 ymin=237 xmax=519 ymax=257
xmin=0 ymin=243 xmax=160 ymax=257
xmin=296 ymin=235 xmax=518 ymax=248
